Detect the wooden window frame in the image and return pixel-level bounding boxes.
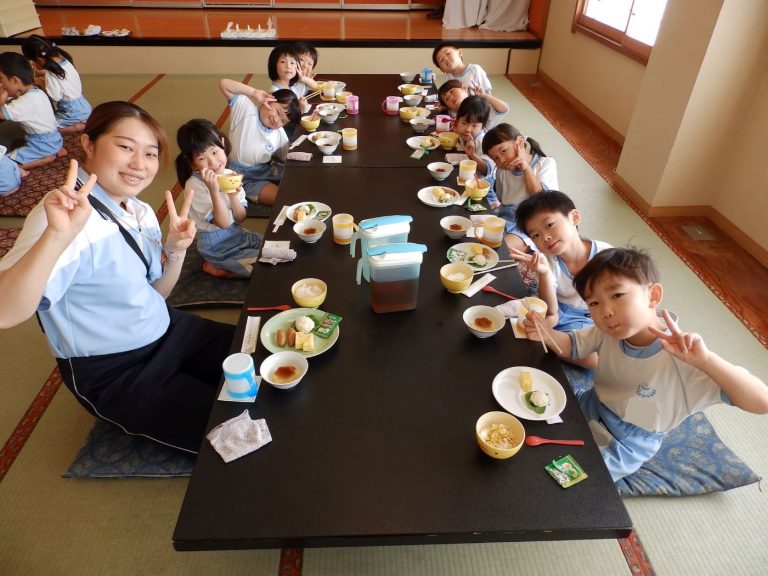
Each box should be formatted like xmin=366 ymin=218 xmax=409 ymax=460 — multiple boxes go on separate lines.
xmin=571 ymin=0 xmax=653 ymax=65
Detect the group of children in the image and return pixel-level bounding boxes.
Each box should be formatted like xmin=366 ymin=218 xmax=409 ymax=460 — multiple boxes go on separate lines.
xmin=1 ymin=36 xmax=92 ymax=196
xmin=431 ymin=41 xmax=768 ymax=481
xmin=0 ymin=38 xmax=765 ymax=477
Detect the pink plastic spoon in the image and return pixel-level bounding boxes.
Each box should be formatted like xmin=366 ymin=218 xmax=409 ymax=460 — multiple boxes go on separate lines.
xmin=525 ymin=435 xmax=585 ymax=447
xmin=482 ymin=285 xmax=518 ymax=300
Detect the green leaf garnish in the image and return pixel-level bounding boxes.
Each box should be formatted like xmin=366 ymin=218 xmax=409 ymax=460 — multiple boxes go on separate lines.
xmin=524 ymin=392 xmax=547 ymax=414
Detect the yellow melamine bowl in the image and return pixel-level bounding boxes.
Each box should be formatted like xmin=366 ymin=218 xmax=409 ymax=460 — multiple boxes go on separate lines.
xmin=475 ymin=411 xmax=525 ymax=459
xmin=217 ymin=172 xmax=243 ymax=193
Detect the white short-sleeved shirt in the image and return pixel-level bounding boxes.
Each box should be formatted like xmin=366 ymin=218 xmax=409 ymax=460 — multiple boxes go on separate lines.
xmin=227 ymin=94 xmax=289 ymax=167
xmin=446 ymin=63 xmax=492 ymax=93
xmin=570 ymin=323 xmax=726 ymax=433
xmin=1 ymin=87 xmax=57 ymax=134
xmin=491 ymin=155 xmax=558 ymax=207
xmin=271 ymin=81 xmax=307 ymax=98
xmin=0 ymin=171 xmax=168 ymax=358
xmin=185 ymin=174 xmax=247 ymax=233
xmin=549 ymin=239 xmax=612 ymax=309
xmin=43 ymin=59 xmax=84 ymax=103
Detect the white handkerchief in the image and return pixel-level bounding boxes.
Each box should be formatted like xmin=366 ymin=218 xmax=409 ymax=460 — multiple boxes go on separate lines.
xmin=495 ymin=300 xmax=522 ymax=319
xmin=546 ymin=415 xmax=564 ymax=425
xmin=207 ymin=410 xmax=272 ymax=463
xmin=260 ymin=246 xmax=296 ymax=261
xmin=287 ymin=151 xmax=312 ymax=161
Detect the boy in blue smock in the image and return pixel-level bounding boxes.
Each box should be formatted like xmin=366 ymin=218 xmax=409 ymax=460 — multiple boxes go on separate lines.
xmin=529 ymin=247 xmax=768 ymax=481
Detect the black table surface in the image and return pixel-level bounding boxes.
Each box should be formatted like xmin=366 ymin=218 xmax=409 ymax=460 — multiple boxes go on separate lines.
xmin=173 ymin=162 xmax=632 ymax=550
xmin=288 ymin=74 xmax=457 ymax=169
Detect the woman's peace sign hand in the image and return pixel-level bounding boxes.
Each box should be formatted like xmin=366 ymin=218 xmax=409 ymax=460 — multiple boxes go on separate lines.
xmin=44 ymin=159 xmax=94 ymax=240
xmin=164 ymin=189 xmax=196 ymax=253
xmin=649 ymin=309 xmax=710 ymax=368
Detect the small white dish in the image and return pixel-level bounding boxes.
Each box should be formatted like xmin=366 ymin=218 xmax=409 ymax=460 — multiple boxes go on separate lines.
xmin=406 ymin=136 xmax=439 ymax=151
xmin=446 ymin=243 xmax=500 ymax=271
xmin=427 ymin=161 xmax=454 ymax=181
xmin=440 ymin=215 xmax=472 ymax=239
xmin=463 ymin=305 xmax=506 ymax=338
xmin=491 ymin=366 xmax=567 ymax=421
xmin=417 ymin=186 xmax=460 ymax=207
xmin=259 ymin=351 xmax=308 ymax=390
xmin=293 ymin=219 xmax=326 ymax=243
xmin=287 ymin=201 xmax=332 ymax=222
xmin=315 ymin=138 xmax=339 ymax=155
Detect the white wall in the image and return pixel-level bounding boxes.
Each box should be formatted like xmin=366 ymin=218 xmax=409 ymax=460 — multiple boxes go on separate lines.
xmin=538 ymin=0 xmax=645 ymax=137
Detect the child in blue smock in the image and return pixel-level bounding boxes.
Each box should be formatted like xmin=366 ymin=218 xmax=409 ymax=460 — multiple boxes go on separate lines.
xmin=175 ymin=119 xmax=262 ymax=278
xmin=0 ymin=144 xmax=22 ymax=196
xmin=528 ymin=247 xmax=768 ymax=481
xmin=219 ymin=79 xmax=300 ymax=207
xmin=22 ymin=35 xmax=92 ymax=133
xmin=508 ymin=191 xmax=612 ymax=368
xmin=0 ymin=52 xmax=64 ymax=170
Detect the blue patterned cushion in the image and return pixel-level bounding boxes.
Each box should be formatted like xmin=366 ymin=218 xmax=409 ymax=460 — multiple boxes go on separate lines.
xmin=64 ymin=420 xmax=194 ymax=478
xmin=561 ymin=364 xmax=761 ymax=497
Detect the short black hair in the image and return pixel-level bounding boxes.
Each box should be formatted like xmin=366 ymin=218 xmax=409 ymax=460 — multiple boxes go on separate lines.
xmin=174 ymin=118 xmax=230 ymax=185
xmin=0 ymin=51 xmax=34 ymax=85
xmin=293 ymin=42 xmax=318 ymax=68
xmin=455 ymin=95 xmax=490 ymax=126
xmin=573 ymin=247 xmax=661 ymax=300
xmin=515 ymin=191 xmax=576 ymax=234
xmin=267 ymin=44 xmax=300 ymax=85
xmin=437 ymin=79 xmax=464 ymax=109
xmin=272 ymin=89 xmax=302 ymax=126
xmin=432 ymin=42 xmax=460 ymax=69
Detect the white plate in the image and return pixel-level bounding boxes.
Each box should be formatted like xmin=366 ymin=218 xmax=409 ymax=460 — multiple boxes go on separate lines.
xmin=417 ymin=186 xmax=460 ymax=208
xmin=446 ymin=242 xmax=499 ymax=270
xmin=491 ymin=366 xmax=567 ymax=421
xmin=406 ymin=136 xmax=439 ymax=151
xmin=260 ymin=308 xmax=339 ymax=358
xmin=286 ymin=201 xmax=332 ymax=223
xmin=308 ymin=131 xmax=341 ymax=144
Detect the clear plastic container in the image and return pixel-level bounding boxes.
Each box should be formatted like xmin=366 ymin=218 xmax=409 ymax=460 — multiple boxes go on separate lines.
xmin=367 ymin=243 xmax=427 ymax=313
xmin=352 ymin=215 xmax=412 ymax=284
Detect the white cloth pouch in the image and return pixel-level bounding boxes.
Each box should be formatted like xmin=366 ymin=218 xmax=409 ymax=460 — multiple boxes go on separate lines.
xmin=207 ymin=409 xmax=272 ymax=463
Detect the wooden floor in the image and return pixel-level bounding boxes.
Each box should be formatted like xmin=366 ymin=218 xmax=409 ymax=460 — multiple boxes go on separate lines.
xmin=10 ymin=7 xmax=768 ymax=348
xmin=25 ymin=7 xmax=535 ymax=43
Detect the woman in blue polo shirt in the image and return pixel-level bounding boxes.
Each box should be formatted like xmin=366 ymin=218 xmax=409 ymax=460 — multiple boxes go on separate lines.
xmin=0 ymin=101 xmax=234 ymax=453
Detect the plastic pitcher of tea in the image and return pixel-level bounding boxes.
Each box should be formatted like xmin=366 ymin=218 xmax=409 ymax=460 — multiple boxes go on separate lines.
xmin=352 ymin=215 xmax=413 ymax=284
xmin=366 ymin=243 xmax=427 ymax=313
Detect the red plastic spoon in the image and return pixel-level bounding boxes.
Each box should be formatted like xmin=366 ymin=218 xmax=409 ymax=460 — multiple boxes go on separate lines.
xmin=482 ymin=285 xmax=518 ymax=300
xmin=525 ymin=436 xmax=585 ymax=447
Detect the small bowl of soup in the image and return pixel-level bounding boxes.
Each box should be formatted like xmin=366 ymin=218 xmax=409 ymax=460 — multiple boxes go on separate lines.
xmin=462 ymin=305 xmax=505 ymax=338
xmin=440 ymin=215 xmax=472 ymax=239
xmin=427 ymin=161 xmax=454 ymax=181
xmin=259 ymin=351 xmax=309 ymax=390
xmin=293 ymin=219 xmax=327 ymax=244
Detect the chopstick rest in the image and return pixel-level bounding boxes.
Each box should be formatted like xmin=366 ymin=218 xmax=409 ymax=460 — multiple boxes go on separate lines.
xmin=207 ymin=410 xmax=272 ymax=463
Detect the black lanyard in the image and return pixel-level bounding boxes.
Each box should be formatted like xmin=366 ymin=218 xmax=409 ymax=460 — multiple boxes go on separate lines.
xmin=86 ymin=192 xmax=151 ymax=277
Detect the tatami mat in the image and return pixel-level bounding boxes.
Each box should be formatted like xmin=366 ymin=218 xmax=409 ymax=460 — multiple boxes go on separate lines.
xmin=0 ymin=74 xmax=766 ymax=575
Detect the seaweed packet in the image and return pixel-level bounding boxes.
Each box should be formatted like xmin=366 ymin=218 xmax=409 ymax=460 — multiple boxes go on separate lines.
xmin=545 ymin=454 xmax=588 ymax=488
xmin=313 ymin=312 xmax=342 ymax=339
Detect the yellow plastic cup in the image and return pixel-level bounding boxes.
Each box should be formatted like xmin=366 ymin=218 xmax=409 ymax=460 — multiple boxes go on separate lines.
xmin=332 ymin=213 xmax=355 ymax=245
xmin=341 ymin=128 xmax=358 ymax=150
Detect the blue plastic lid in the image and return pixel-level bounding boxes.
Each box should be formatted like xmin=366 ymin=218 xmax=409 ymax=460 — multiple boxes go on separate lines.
xmin=367 ymin=243 xmax=427 ymax=256
xmin=359 ymin=215 xmax=413 ymax=230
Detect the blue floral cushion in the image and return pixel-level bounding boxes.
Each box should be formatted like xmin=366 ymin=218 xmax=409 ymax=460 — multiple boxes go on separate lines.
xmin=561 ymin=364 xmax=761 ymax=497
xmin=64 ymin=420 xmax=194 ymax=478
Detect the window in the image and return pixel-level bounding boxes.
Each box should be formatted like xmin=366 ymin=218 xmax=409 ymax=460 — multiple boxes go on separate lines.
xmin=572 ymin=0 xmax=668 ymax=64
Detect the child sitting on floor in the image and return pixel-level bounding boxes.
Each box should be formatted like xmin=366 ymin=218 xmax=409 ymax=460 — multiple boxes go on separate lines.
xmin=294 ymin=42 xmax=319 ymax=82
xmin=175 ymin=119 xmax=262 ymax=278
xmin=0 ymin=52 xmax=65 ymax=170
xmin=0 ymin=145 xmax=22 ymax=196
xmin=432 ymin=43 xmax=492 ymax=93
xmin=509 ymin=191 xmax=612 ymax=368
xmin=482 ymin=123 xmax=558 ymax=254
xmin=268 ymin=43 xmax=316 ymax=114
xmin=219 ymin=79 xmax=300 ymax=207
xmin=528 ymin=247 xmax=768 ymax=481
xmin=454 ymin=95 xmax=494 ymax=177
xmin=22 ymin=35 xmax=92 ymax=133
xmin=437 ymin=79 xmax=509 ymax=128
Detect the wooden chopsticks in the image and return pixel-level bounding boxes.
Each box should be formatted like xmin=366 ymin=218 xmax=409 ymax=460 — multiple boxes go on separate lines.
xmin=520 ymin=299 xmax=564 ymax=355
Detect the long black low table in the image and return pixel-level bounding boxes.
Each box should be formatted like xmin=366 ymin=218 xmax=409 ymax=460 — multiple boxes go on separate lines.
xmin=173 ymin=159 xmax=632 ymax=550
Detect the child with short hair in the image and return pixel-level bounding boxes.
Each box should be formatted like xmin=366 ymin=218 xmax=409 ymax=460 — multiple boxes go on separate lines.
xmin=482 ymin=123 xmax=557 ymax=253
xmin=293 ymin=42 xmax=319 ymax=80
xmin=437 ymin=79 xmax=508 ymax=128
xmin=432 ymin=43 xmax=492 ymax=93
xmin=219 ymin=79 xmax=299 ymax=207
xmin=175 ymin=119 xmax=262 ymax=278
xmin=21 ymin=35 xmax=92 ymax=133
xmin=0 ymin=52 xmax=65 ymax=170
xmin=530 ymin=247 xmax=768 ymax=481
xmin=454 ymin=95 xmax=493 ymax=176
xmin=510 ymin=191 xmax=612 ymax=368
xmin=268 ymin=43 xmax=317 ymax=101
